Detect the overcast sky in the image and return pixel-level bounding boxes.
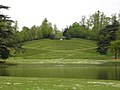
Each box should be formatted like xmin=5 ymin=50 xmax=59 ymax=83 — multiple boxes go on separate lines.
xmin=1 ymin=0 xmax=120 ymax=30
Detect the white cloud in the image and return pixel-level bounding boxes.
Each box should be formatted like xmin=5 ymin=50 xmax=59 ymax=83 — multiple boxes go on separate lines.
xmin=1 ymin=0 xmax=120 ymax=30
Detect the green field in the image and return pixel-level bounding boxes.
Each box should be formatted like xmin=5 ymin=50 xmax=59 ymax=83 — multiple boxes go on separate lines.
xmin=17 ymin=39 xmax=109 ymax=59
xmin=8 ymin=38 xmax=111 ymax=64
xmin=1 ymin=39 xmax=120 ymax=90
xmin=1 ymin=64 xmax=120 ymax=90
xmin=0 ymin=77 xmax=120 ymax=90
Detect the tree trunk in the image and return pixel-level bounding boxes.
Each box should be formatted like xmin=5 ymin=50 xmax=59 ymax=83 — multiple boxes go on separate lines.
xmin=115 ymin=49 xmax=119 ymax=59
xmin=115 ymin=51 xmax=117 ymax=59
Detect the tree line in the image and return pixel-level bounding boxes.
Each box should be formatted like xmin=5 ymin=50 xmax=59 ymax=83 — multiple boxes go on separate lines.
xmin=15 ymin=18 xmax=60 ymax=43
xmin=1 ymin=5 xmax=120 ymax=60
xmin=63 ymin=11 xmax=120 ymax=40
xmin=63 ymin=11 xmax=120 ymax=59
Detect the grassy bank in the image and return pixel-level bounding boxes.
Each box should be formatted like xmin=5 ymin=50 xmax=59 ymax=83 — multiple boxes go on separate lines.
xmin=7 ymin=38 xmax=112 ymax=64
xmin=0 ymin=77 xmax=120 ymax=90
xmin=6 ymin=58 xmax=120 ymax=65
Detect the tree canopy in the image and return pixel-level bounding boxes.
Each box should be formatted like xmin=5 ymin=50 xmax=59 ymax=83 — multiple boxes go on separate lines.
xmin=0 ymin=5 xmax=21 ymax=60
xmin=96 ymin=20 xmax=120 ymax=55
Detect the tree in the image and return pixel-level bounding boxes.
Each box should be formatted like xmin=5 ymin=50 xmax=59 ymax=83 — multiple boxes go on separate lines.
xmin=88 ymin=11 xmax=110 ymax=40
xmin=15 ymin=31 xmax=24 ymax=43
xmin=110 ymin=40 xmax=120 ymax=59
xmin=53 ymin=24 xmax=59 ymax=39
xmin=0 ymin=46 xmax=9 ymax=60
xmin=37 ymin=27 xmax=43 ymax=39
xmin=40 ymin=18 xmax=54 ymax=38
xmin=30 ymin=25 xmax=38 ymax=40
xmin=21 ymin=26 xmax=31 ymax=41
xmin=80 ymin=16 xmax=86 ymax=28
xmin=14 ymin=21 xmax=19 ymax=32
xmin=63 ymin=27 xmax=71 ymax=39
xmin=63 ymin=22 xmax=89 ymax=39
xmin=0 ymin=5 xmax=21 ymax=60
xmin=97 ymin=20 xmax=120 ymax=55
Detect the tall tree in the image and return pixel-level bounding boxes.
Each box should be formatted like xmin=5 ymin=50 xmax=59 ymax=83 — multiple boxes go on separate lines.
xmin=89 ymin=11 xmax=110 ymax=40
xmin=30 ymin=25 xmax=38 ymax=40
xmin=40 ymin=18 xmax=54 ymax=38
xmin=21 ymin=26 xmax=31 ymax=41
xmin=0 ymin=5 xmax=21 ymax=60
xmin=97 ymin=20 xmax=120 ymax=55
xmin=37 ymin=27 xmax=43 ymax=39
xmin=80 ymin=16 xmax=86 ymax=28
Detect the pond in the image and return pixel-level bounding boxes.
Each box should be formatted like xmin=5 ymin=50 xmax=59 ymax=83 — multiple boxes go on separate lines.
xmin=0 ymin=63 xmax=120 ymax=80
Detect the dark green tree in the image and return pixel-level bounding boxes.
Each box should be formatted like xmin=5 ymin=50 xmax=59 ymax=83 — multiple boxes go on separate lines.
xmin=63 ymin=22 xmax=89 ymax=39
xmin=96 ymin=20 xmax=120 ymax=55
xmin=0 ymin=5 xmax=21 ymax=60
xmin=0 ymin=46 xmax=9 ymax=60
xmin=63 ymin=27 xmax=71 ymax=40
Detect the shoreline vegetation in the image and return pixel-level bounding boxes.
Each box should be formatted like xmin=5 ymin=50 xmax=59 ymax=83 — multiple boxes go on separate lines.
xmin=4 ymin=58 xmax=120 ymax=65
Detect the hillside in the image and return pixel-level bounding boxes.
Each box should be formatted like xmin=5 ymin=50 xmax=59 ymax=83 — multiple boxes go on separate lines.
xmin=14 ymin=38 xmax=108 ymax=60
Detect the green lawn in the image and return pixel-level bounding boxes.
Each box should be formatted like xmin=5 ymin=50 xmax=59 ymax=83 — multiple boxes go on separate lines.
xmin=0 ymin=77 xmax=120 ymax=90
xmin=10 ymin=38 xmax=110 ymax=62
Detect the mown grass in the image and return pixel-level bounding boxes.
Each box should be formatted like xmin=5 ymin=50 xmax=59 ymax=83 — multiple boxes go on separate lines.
xmin=12 ymin=38 xmax=109 ymax=60
xmin=0 ymin=77 xmax=120 ymax=90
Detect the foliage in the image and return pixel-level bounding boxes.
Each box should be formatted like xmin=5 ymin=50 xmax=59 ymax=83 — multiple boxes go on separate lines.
xmin=15 ymin=11 xmax=120 ymax=43
xmin=0 ymin=46 xmax=9 ymax=60
xmin=16 ymin=18 xmax=55 ymax=42
xmin=37 ymin=27 xmax=43 ymax=39
xmin=63 ymin=11 xmax=112 ymax=40
xmin=63 ymin=22 xmax=88 ymax=39
xmin=110 ymin=40 xmax=120 ymax=59
xmin=41 ymin=18 xmax=54 ymax=38
xmin=63 ymin=27 xmax=71 ymax=39
xmin=97 ymin=20 xmax=120 ymax=55
xmin=0 ymin=5 xmax=21 ymax=60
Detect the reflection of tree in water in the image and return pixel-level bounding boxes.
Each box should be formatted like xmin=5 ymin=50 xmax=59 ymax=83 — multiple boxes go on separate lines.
xmin=97 ymin=69 xmax=108 ymax=80
xmin=114 ymin=63 xmax=120 ymax=80
xmin=97 ymin=63 xmax=120 ymax=80
xmin=0 ymin=64 xmax=9 ymax=76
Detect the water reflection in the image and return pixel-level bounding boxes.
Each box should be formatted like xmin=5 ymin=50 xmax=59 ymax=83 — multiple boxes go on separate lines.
xmin=97 ymin=69 xmax=108 ymax=80
xmin=0 ymin=65 xmax=9 ymax=76
xmin=97 ymin=63 xmax=120 ymax=80
xmin=115 ymin=63 xmax=120 ymax=80
xmin=0 ymin=63 xmax=120 ymax=80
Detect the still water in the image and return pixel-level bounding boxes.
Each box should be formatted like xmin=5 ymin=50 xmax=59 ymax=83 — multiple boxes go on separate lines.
xmin=0 ymin=63 xmax=120 ymax=80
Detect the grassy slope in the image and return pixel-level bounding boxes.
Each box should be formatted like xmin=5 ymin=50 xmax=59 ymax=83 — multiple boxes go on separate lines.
xmin=11 ymin=38 xmax=109 ymax=60
xmin=22 ymin=39 xmax=107 ymax=59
